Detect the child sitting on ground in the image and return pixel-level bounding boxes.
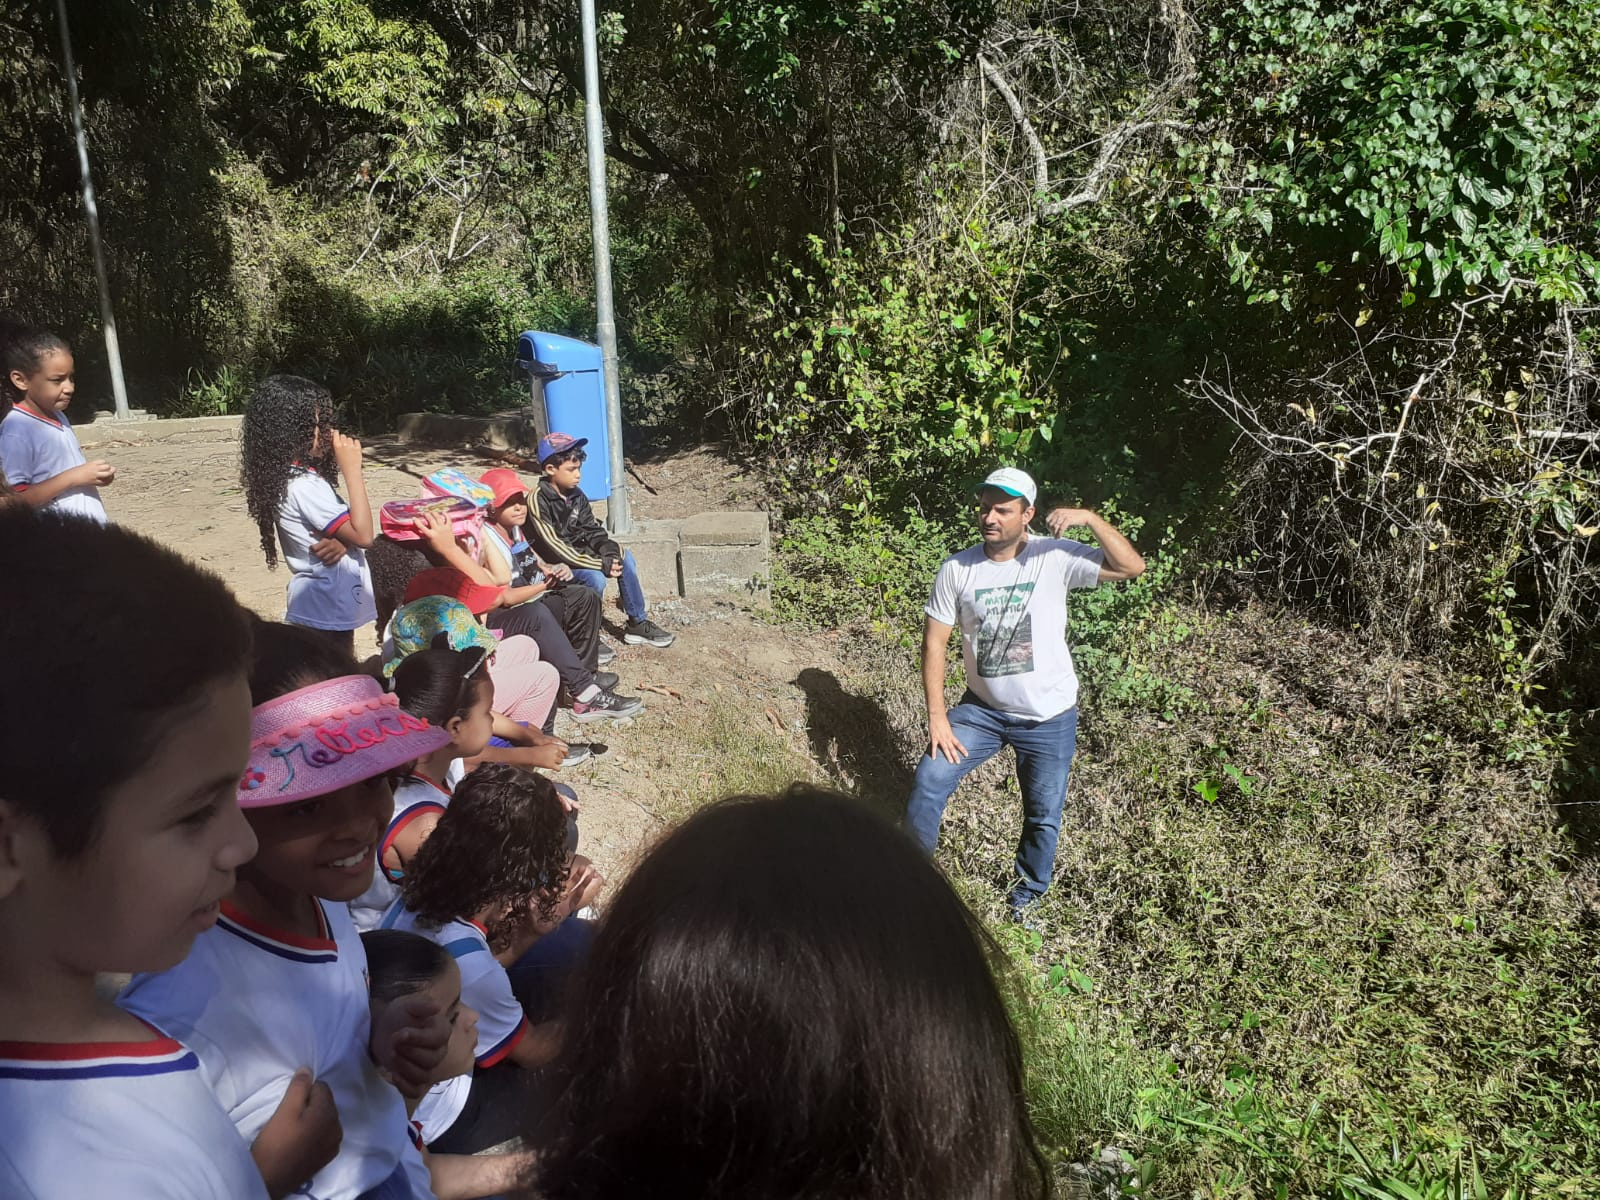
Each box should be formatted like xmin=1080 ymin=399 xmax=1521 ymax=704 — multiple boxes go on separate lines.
xmin=380 ymin=763 xmax=602 ymax=1155
xmin=527 ymin=432 xmax=676 ymax=648
xmin=0 ymin=325 xmax=112 ymax=522
xmin=349 ymin=646 xmax=495 ymax=932
xmin=241 ymin=374 xmax=377 ymax=656
xmin=0 ymin=510 xmax=335 ymax=1198
xmin=121 ymin=624 xmax=527 ymax=1200
xmin=361 ymin=930 xmax=537 ymax=1196
xmin=394 ymin=574 xmax=640 ymax=725
xmin=479 ymin=466 xmax=611 ymax=672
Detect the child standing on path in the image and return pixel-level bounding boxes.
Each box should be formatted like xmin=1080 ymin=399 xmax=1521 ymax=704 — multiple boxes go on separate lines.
xmin=0 ymin=326 xmax=111 ymax=522
xmin=527 ymin=432 xmax=676 ymax=648
xmin=242 ymin=374 xmax=377 ymax=655
xmin=0 ymin=511 xmax=337 ymax=1199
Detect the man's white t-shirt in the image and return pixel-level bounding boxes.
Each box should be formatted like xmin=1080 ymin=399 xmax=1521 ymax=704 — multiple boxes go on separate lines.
xmin=926 ymin=537 xmax=1104 ymax=721
xmin=0 ymin=406 xmax=106 ymax=523
xmin=120 ymin=899 xmax=434 ymax=1200
xmin=0 ymin=1023 xmax=270 ymax=1199
xmin=278 ymin=467 xmax=377 ymax=631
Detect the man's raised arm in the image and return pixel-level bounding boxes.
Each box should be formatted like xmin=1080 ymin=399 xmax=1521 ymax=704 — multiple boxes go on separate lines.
xmin=1045 ymin=508 xmax=1146 ymax=582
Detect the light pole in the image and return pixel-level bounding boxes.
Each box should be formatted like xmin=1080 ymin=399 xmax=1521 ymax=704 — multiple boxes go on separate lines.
xmin=579 ymin=0 xmax=631 ymax=535
xmin=55 ymin=0 xmax=131 ymax=419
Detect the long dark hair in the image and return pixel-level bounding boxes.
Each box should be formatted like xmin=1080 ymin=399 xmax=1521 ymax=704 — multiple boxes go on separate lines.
xmin=400 ymin=763 xmax=572 ymax=949
xmin=240 ymin=374 xmax=337 ymax=568
xmin=1 ymin=322 xmax=70 ymax=410
xmin=536 ymin=785 xmax=1051 ymax=1200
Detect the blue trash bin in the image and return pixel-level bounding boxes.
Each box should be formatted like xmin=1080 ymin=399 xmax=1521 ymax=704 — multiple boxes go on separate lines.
xmin=515 ymin=331 xmax=612 ymax=498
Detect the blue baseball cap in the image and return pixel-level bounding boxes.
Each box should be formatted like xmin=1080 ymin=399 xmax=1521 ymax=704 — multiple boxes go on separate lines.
xmin=537 ymin=432 xmax=589 ymax=464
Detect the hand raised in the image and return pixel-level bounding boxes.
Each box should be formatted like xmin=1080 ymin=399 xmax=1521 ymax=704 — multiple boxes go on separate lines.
xmin=330 ymin=430 xmax=362 ymax=465
xmin=371 ymin=992 xmax=449 ymax=1099
xmin=1045 ymin=507 xmax=1094 ymax=537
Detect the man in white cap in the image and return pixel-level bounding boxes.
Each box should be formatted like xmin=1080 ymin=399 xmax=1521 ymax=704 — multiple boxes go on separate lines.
xmin=906 ymin=466 xmax=1145 ymax=921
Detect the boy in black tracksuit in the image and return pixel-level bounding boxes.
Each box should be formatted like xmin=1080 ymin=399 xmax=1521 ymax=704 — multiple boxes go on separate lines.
xmin=527 ymin=431 xmax=675 ymax=648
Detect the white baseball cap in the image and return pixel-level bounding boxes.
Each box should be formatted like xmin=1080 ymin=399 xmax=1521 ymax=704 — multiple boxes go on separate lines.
xmin=981 ymin=467 xmax=1037 ymax=507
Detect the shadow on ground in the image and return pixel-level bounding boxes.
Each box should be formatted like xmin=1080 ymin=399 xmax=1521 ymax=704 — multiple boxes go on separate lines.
xmin=794 ymin=667 xmax=914 ymax=823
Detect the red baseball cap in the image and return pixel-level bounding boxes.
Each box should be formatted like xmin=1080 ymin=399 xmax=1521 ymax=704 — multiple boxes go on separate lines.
xmin=480 ymin=467 xmax=531 ymax=509
xmin=402 ymin=567 xmax=506 ymax=616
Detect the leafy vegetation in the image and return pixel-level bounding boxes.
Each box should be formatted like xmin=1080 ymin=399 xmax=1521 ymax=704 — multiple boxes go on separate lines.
xmin=5 ymin=0 xmax=1599 ymax=1193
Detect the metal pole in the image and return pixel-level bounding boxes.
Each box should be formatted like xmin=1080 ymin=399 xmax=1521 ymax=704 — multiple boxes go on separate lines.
xmin=55 ymin=0 xmax=130 ymax=419
xmin=579 ymin=0 xmax=631 ymax=535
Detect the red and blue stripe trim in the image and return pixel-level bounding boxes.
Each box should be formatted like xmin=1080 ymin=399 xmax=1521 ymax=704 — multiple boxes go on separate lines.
xmin=216 ymin=900 xmax=339 ymax=964
xmin=475 ymin=1015 xmax=528 ymax=1068
xmin=0 ymin=1025 xmax=196 ymax=1082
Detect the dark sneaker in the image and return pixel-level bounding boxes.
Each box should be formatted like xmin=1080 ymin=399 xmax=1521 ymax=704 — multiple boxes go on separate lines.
xmin=624 ymin=618 xmax=675 ymax=648
xmin=597 ymin=644 xmax=616 ymax=666
xmin=594 ymin=671 xmax=619 ymax=691
xmin=1006 ymin=899 xmax=1045 ymax=931
xmin=572 ymin=688 xmax=644 ymax=722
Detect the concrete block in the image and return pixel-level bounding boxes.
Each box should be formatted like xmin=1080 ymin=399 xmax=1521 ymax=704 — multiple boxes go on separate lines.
xmin=678 ymin=510 xmax=770 ymax=549
xmin=679 ymin=542 xmax=771 ymax=605
xmin=396 ymin=411 xmax=529 ymax=452
xmin=617 ymin=517 xmax=682 ymax=600
xmin=77 ymin=413 xmax=242 ymax=447
xmin=678 ymin=511 xmax=771 ymax=605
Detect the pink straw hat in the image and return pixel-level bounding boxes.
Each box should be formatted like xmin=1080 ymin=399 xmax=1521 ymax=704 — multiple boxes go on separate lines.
xmin=238 ymin=675 xmax=451 ymax=808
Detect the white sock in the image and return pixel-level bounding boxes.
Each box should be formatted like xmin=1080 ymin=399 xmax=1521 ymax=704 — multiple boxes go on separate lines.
xmin=577 ymin=684 xmax=602 ymax=703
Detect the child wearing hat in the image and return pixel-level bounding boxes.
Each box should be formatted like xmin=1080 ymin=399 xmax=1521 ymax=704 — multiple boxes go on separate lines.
xmin=527 ymin=432 xmax=676 ymax=648
xmin=479 ymin=466 xmax=612 ymax=673
xmin=0 ymin=511 xmax=331 ymax=1199
xmin=121 ymin=640 xmax=533 ymax=1199
xmin=396 ymin=568 xmax=642 ymax=724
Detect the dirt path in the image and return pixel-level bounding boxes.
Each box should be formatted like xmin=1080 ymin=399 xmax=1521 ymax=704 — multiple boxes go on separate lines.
xmin=94 ymin=424 xmax=836 ymax=882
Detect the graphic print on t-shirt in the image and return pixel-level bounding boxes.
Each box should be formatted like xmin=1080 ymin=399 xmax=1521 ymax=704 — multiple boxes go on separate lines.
xmin=974 ymin=582 xmax=1035 ymax=677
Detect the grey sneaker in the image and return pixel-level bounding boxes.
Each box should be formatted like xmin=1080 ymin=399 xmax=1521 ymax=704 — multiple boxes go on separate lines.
xmin=572 ymin=688 xmax=644 ymax=722
xmin=594 ymin=671 xmax=619 ymax=691
xmin=624 ymin=618 xmax=675 ymax=648
xmin=597 ymin=643 xmax=616 ymax=666
xmin=550 ymin=742 xmax=590 ymax=767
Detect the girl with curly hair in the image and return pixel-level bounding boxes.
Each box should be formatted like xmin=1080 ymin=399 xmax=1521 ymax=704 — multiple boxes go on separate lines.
xmin=240 ymin=374 xmax=376 ymax=654
xmin=382 ymin=762 xmax=602 ymax=1155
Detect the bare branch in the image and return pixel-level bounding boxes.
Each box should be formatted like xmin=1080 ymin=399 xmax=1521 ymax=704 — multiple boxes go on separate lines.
xmin=976 ymin=52 xmax=1050 ymax=199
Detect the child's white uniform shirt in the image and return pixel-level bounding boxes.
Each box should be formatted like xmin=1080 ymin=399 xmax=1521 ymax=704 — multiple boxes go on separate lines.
xmin=350 ymin=773 xmax=452 ymax=933
xmin=277 ymin=466 xmax=377 ymax=631
xmin=0 ymin=1024 xmax=269 ymax=1199
xmin=120 ymin=899 xmax=436 ymax=1200
xmin=0 ymin=406 xmax=106 ymax=523
xmin=378 ymin=907 xmax=529 ymax=1140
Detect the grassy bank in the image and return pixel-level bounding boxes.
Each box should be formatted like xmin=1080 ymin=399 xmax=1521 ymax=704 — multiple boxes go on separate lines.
xmin=762 ymin=524 xmax=1600 ymax=1198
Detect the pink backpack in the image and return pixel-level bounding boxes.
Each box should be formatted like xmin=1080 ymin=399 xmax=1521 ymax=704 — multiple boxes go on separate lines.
xmin=378 ymin=496 xmax=483 ymax=543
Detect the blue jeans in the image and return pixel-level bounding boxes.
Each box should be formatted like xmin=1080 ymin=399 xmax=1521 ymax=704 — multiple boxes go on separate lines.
xmin=572 ymin=548 xmax=647 ymax=622
xmin=905 ymin=693 xmax=1079 ymax=907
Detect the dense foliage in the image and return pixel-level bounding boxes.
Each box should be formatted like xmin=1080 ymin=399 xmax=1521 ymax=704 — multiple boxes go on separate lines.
xmin=5 ymin=0 xmax=1599 ymax=1193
